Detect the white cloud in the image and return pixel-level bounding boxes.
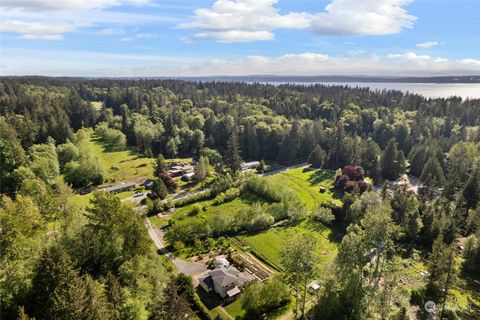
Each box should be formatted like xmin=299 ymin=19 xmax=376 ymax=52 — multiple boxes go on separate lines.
xmin=3 ymin=49 xmax=480 ymax=77
xmin=191 ymin=54 xmax=480 ymax=77
xmin=119 ymin=37 xmax=135 ymax=42
xmin=187 ymin=30 xmax=275 ymax=43
xmin=119 ymin=32 xmax=156 ymax=41
xmin=19 ymin=34 xmax=64 ymax=40
xmin=0 ymin=0 xmax=166 ymax=40
xmin=1 ymin=0 xmax=151 ymax=12
xmin=387 ymin=52 xmax=431 ymax=61
xmin=179 ymin=0 xmax=313 ymax=42
xmin=180 ymin=0 xmax=416 ymax=42
xmin=97 ymin=28 xmax=124 ymax=35
xmin=416 ymin=41 xmax=443 ymax=49
xmin=311 ymin=0 xmax=416 ymax=35
xmin=459 ymin=58 xmax=480 ymax=67
xmin=0 ymin=20 xmax=81 ymax=40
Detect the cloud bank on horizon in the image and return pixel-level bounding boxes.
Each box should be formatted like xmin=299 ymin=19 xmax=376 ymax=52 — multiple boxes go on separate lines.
xmin=1 ymin=0 xmax=479 ymax=76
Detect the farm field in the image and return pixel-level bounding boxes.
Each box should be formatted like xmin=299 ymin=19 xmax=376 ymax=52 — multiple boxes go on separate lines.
xmin=266 ymin=167 xmax=342 ymax=210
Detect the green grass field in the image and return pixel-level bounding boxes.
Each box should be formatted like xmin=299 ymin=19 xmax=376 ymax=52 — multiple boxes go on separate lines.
xmin=172 ymin=191 xmax=271 ymax=221
xmin=71 ymin=132 xmax=155 ymax=207
xmin=239 ymin=219 xmax=340 ymax=274
xmin=90 ymin=135 xmax=155 ymax=184
xmin=266 ymin=168 xmax=342 ymax=210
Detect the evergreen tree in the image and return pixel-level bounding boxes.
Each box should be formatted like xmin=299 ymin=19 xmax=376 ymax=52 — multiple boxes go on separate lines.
xmin=327 ymin=124 xmax=348 ymax=168
xmin=421 ymin=156 xmax=446 ymax=189
xmin=381 ymin=138 xmax=400 ymax=181
xmin=224 ymin=132 xmax=242 ymax=172
xmin=463 ymin=164 xmax=480 ymax=209
xmin=394 ymin=150 xmax=406 ymax=177
xmin=203 ymin=156 xmax=211 ymax=176
xmin=463 ymin=234 xmax=480 ymax=276
xmin=27 ymin=245 xmax=113 ymax=320
xmin=425 ymin=235 xmax=455 ymax=301
xmin=308 ymin=144 xmax=327 ymax=168
xmin=154 ymin=154 xmax=168 ymax=177
xmin=194 ymin=156 xmax=207 ymax=181
xmin=277 ymin=122 xmax=301 ymax=163
xmin=151 ymin=179 xmax=168 ymax=200
xmin=370 ymin=158 xmax=382 ymax=185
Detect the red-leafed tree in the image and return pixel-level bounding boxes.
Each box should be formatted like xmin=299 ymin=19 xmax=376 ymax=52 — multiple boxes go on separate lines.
xmin=159 ymin=172 xmax=178 ymax=192
xmin=335 ymin=165 xmax=369 ymax=193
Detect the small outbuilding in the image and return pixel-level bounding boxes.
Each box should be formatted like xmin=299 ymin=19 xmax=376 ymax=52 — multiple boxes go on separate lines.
xmin=240 ymin=161 xmax=261 ymax=171
xmin=309 ymin=282 xmax=321 ymax=294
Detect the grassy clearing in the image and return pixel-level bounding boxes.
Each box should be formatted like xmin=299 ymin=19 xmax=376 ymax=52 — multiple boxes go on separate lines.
xmin=148 ymin=215 xmax=171 ymax=228
xmin=266 ymin=168 xmax=342 ymax=210
xmin=172 ymin=191 xmax=271 ymax=221
xmin=90 ymin=135 xmax=155 ymax=184
xmin=239 ymin=220 xmax=340 ymax=275
xmin=71 ymin=133 xmax=154 ymax=207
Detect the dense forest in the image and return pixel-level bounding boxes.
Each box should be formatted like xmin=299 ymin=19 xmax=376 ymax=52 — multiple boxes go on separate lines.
xmin=1 ymin=76 xmax=479 ymax=319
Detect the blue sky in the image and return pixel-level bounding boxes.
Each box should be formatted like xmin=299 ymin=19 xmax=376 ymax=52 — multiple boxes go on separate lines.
xmin=1 ymin=0 xmax=479 ymax=76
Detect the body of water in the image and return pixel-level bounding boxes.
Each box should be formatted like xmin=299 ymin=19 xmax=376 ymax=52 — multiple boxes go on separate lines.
xmin=285 ymin=82 xmax=480 ymax=99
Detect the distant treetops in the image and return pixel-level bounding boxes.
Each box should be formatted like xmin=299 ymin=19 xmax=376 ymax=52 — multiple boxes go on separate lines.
xmin=335 ymin=165 xmax=369 ymax=193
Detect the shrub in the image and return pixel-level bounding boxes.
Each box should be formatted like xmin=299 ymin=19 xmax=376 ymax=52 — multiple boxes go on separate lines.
xmin=95 ymin=122 xmax=126 ymax=149
xmin=409 ymin=288 xmax=424 ymax=306
xmin=213 ymin=187 xmax=241 ymax=205
xmin=188 ymin=204 xmax=202 ymax=216
xmin=312 ymin=205 xmax=335 ymax=225
xmin=174 ymin=189 xmax=213 ymax=207
xmin=173 ymin=241 xmax=185 ymax=251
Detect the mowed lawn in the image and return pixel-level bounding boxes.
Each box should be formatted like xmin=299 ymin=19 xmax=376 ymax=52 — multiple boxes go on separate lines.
xmin=266 ymin=167 xmax=342 ymax=210
xmin=239 ymin=220 xmax=341 ymax=274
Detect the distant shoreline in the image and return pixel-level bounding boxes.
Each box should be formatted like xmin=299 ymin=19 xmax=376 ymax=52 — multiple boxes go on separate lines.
xmin=2 ymin=75 xmax=480 ymax=84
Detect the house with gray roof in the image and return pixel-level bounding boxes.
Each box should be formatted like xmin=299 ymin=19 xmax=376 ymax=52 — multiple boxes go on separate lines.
xmin=101 ymin=182 xmax=136 ymax=193
xmin=199 ymin=266 xmax=253 ymax=299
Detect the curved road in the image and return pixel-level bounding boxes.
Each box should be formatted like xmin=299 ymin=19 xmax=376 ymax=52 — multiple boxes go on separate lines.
xmin=145 ymin=218 xmax=206 ymax=276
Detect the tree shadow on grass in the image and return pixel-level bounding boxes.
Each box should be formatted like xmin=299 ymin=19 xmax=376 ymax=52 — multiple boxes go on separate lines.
xmin=196 ymin=286 xmax=223 ymax=310
xmin=308 ymin=170 xmax=343 ymax=201
xmin=308 ymin=170 xmax=333 ymax=186
xmin=303 ymin=219 xmax=344 ymax=244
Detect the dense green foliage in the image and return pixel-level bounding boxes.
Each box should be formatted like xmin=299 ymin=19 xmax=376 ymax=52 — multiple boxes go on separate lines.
xmin=1 ymin=77 xmax=479 ymax=319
